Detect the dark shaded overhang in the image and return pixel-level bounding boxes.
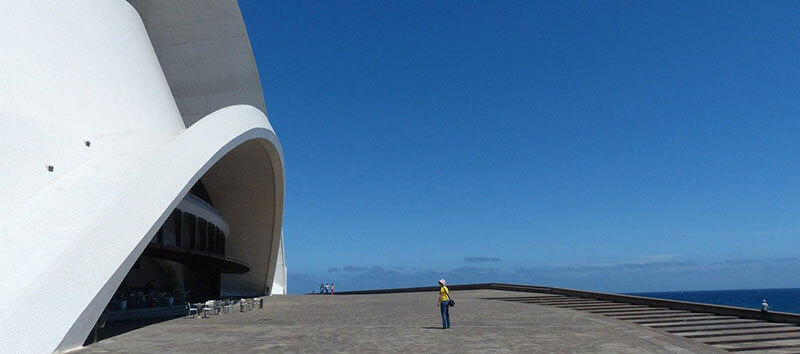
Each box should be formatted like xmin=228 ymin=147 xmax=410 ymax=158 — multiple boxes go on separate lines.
xmin=143 ymin=244 xmax=250 ymax=274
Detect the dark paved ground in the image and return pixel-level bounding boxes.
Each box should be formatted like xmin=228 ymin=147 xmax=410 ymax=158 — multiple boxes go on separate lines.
xmin=77 ymin=290 xmax=724 ymax=353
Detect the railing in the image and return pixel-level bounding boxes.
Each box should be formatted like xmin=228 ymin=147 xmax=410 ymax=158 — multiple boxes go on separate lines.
xmin=184 ymin=193 xmax=222 ymax=217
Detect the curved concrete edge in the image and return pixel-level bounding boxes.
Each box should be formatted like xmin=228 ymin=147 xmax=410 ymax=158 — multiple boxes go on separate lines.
xmin=0 ymin=105 xmax=283 ymax=353
xmin=270 ymin=232 xmax=288 ymax=295
xmin=266 ymin=230 xmax=287 ymax=295
xmin=204 ymin=137 xmax=284 ymax=297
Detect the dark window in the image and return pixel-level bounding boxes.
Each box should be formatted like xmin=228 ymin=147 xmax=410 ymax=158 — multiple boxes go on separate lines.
xmin=212 ymin=227 xmax=221 ymax=254
xmin=173 ymin=210 xmax=182 ymax=246
xmin=151 ymin=228 xmax=163 ymax=244
xmin=197 ymin=218 xmax=207 ymax=251
xmin=162 ymin=211 xmax=179 ymax=246
xmin=208 ymin=224 xmax=216 ymax=253
xmin=182 ymin=213 xmax=196 ymax=249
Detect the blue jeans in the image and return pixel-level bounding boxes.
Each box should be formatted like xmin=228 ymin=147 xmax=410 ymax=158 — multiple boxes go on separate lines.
xmin=440 ymin=301 xmax=450 ymax=328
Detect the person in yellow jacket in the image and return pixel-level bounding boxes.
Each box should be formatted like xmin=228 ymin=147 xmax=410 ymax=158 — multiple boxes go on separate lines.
xmin=437 ymin=278 xmax=451 ymax=329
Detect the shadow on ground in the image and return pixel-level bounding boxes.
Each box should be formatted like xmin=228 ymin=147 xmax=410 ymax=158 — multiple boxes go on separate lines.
xmin=91 ymin=316 xmax=181 ymax=344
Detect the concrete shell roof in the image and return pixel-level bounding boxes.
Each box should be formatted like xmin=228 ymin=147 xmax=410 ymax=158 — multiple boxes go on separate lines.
xmin=0 ymin=1 xmax=285 ymax=352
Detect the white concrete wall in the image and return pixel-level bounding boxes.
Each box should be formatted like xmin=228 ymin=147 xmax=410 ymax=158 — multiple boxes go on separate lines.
xmin=0 ymin=1 xmax=184 ymax=220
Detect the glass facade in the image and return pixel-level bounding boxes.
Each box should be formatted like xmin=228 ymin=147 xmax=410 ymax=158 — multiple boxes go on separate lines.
xmin=148 ymin=195 xmax=227 ymax=256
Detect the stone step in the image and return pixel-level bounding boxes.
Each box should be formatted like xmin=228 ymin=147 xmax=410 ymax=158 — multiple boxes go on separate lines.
xmin=634 ymin=316 xmax=736 ymax=324
xmin=647 ymin=318 xmax=757 ymax=329
xmin=718 ymin=339 xmax=800 ymax=352
xmin=702 ymin=332 xmax=800 ymax=345
xmin=617 ymin=313 xmax=715 ymax=321
xmin=521 ymin=298 xmax=600 ymax=304
xmin=680 ymin=327 xmax=800 ymax=339
xmin=490 ymin=296 xmax=565 ymax=301
xmin=595 ymin=308 xmax=679 ymax=315
xmin=572 ymin=304 xmax=652 ymax=309
xmin=553 ymin=304 xmax=622 ymax=309
xmin=498 ymin=298 xmax=568 ymax=302
xmin=664 ymin=322 xmax=794 ymax=334
xmin=554 ymin=302 xmax=622 ymax=308
xmin=606 ymin=311 xmax=690 ymax=318
xmin=559 ymin=304 xmax=641 ymax=310
xmin=581 ymin=307 xmax=653 ymax=313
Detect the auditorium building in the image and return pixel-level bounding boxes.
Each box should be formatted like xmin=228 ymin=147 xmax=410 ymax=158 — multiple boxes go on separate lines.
xmin=0 ymin=1 xmax=286 ymax=352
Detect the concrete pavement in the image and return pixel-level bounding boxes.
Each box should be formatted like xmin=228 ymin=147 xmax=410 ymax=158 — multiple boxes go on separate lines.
xmin=78 ymin=289 xmax=723 ymax=353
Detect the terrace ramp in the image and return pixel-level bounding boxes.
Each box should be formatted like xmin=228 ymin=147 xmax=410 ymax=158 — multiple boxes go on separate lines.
xmin=79 ymin=289 xmax=722 ymax=353
xmin=493 ymin=294 xmax=800 ymax=352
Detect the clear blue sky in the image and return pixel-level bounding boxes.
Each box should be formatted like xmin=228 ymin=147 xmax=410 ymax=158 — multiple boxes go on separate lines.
xmin=239 ymin=1 xmax=800 ymax=294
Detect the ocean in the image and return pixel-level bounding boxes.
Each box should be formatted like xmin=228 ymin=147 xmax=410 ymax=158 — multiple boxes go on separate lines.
xmin=630 ymin=288 xmax=800 ymax=314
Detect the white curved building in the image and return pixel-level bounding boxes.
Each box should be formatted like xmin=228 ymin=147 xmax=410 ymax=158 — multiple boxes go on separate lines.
xmin=0 ymin=1 xmax=285 ymax=352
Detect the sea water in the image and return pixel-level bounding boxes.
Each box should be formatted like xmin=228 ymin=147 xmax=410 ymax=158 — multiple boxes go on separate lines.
xmin=630 ymin=288 xmax=800 ymax=314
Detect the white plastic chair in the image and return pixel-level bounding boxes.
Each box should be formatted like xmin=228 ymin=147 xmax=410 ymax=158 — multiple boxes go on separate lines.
xmin=202 ymin=300 xmax=215 ymax=317
xmin=185 ymin=302 xmax=198 ymax=318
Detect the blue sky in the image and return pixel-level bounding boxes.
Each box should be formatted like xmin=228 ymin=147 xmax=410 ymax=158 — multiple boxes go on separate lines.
xmin=239 ymin=1 xmax=800 ymax=294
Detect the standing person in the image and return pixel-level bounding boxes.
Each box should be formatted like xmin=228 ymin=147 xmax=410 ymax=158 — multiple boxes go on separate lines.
xmin=325 ymin=283 xmax=331 ymax=294
xmin=761 ymin=299 xmax=770 ymax=320
xmin=320 ymin=283 xmax=324 ymax=295
xmin=331 ymin=283 xmax=335 ymax=294
xmin=436 ymin=279 xmax=451 ymax=329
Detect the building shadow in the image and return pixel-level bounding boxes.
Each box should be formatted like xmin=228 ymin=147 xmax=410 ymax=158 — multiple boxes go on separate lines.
xmin=85 ymin=315 xmax=182 ymax=346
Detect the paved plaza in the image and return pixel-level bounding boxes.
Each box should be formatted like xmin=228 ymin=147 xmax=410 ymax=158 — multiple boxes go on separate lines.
xmin=78 ymin=290 xmax=723 ymax=353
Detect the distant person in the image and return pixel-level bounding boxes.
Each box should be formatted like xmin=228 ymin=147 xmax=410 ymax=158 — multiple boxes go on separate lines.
xmin=320 ymin=283 xmax=324 ymax=294
xmin=331 ymin=283 xmax=335 ymax=294
xmin=437 ymin=278 xmax=451 ymax=329
xmin=325 ymin=283 xmax=331 ymax=294
xmin=761 ymin=299 xmax=770 ymax=320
